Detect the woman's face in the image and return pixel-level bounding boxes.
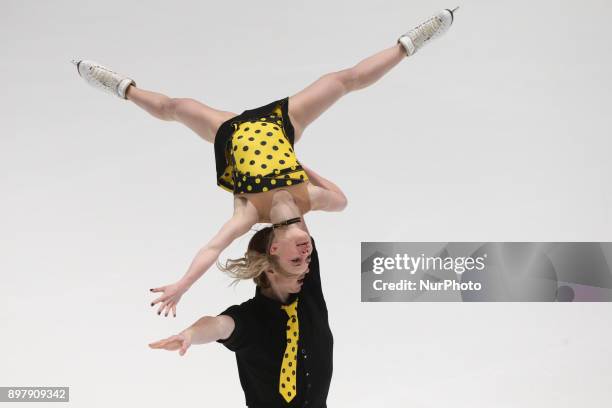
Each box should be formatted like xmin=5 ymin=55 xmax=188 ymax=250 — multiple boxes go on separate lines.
xmin=268 ymin=223 xmax=313 ymax=293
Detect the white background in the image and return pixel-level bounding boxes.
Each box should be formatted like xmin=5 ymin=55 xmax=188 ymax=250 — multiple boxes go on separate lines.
xmin=2 ymin=0 xmax=612 ymax=407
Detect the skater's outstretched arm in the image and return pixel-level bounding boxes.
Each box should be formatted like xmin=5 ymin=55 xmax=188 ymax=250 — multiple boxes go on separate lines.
xmin=150 ymin=199 xmax=259 ymax=317
xmin=302 ymin=163 xmax=348 ymax=212
xmin=148 ymin=314 xmax=235 ymax=356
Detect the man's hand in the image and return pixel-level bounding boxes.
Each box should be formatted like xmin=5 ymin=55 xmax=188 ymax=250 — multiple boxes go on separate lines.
xmin=149 ymin=331 xmax=192 ymax=356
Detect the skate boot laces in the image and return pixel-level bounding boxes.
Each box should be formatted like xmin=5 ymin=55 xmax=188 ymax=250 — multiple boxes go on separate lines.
xmin=408 ymin=15 xmax=444 ymax=47
xmin=87 ymin=63 xmax=122 ymax=91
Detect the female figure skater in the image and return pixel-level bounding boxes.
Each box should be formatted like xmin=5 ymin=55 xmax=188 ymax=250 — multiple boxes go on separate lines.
xmin=71 ymin=8 xmax=458 ymax=318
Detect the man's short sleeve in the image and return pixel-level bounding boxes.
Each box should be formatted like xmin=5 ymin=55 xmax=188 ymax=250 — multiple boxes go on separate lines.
xmin=216 ymin=301 xmax=255 ymax=352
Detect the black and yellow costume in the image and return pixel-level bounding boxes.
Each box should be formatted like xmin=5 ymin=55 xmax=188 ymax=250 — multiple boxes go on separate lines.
xmin=217 ymin=236 xmax=334 ymax=408
xmin=214 ymin=97 xmax=309 ymax=195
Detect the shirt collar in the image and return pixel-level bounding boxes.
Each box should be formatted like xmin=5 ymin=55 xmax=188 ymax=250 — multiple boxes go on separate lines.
xmin=255 ymin=285 xmax=299 ymax=311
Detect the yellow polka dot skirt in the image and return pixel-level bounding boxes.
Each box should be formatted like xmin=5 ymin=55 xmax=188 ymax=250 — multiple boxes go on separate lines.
xmin=214 ymin=97 xmax=309 ymax=195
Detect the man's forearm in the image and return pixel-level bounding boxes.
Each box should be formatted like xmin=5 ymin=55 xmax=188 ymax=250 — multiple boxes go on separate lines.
xmin=181 ymin=316 xmax=226 ymax=344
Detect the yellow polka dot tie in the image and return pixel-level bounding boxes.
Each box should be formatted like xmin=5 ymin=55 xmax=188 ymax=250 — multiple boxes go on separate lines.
xmin=279 ymin=298 xmax=299 ymax=402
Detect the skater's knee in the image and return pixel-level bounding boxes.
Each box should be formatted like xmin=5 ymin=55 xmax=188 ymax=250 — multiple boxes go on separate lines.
xmin=163 ymin=97 xmax=192 ymax=121
xmin=334 ymin=69 xmax=358 ymax=93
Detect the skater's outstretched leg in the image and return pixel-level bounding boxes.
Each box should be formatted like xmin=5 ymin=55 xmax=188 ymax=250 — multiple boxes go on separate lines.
xmin=288 ymin=7 xmax=458 ymax=143
xmin=71 ymin=59 xmax=236 ymax=143
xmin=125 ymin=86 xmax=237 ymax=143
xmin=288 ymin=43 xmax=405 ymax=143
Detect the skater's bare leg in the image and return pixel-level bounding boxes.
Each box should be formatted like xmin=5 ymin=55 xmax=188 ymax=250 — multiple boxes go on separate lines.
xmin=288 ymin=43 xmax=405 ymax=143
xmin=125 ymin=85 xmax=237 ymax=143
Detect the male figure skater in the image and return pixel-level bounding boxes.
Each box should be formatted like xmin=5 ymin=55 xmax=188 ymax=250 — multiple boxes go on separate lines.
xmin=149 ymin=233 xmax=332 ymax=407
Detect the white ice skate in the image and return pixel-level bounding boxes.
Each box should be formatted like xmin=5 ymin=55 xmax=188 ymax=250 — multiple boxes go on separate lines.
xmin=70 ymin=59 xmax=136 ymax=99
xmin=397 ymin=7 xmax=459 ymax=56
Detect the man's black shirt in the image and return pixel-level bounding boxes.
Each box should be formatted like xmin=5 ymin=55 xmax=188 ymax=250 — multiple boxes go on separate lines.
xmin=217 ymin=236 xmax=333 ymax=408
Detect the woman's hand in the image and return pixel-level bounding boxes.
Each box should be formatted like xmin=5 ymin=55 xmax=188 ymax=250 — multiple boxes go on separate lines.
xmin=148 ymin=330 xmax=192 ymax=356
xmin=147 ymin=214 xmax=255 ymax=318
xmin=149 ymin=281 xmax=188 ymax=317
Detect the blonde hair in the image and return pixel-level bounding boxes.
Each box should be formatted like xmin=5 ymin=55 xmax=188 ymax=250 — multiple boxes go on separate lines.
xmin=216 ymin=226 xmax=292 ymax=288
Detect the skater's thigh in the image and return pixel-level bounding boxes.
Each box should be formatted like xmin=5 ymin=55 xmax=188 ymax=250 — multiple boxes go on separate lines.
xmin=288 ymin=70 xmax=352 ymax=144
xmin=171 ymin=97 xmax=238 ymax=143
